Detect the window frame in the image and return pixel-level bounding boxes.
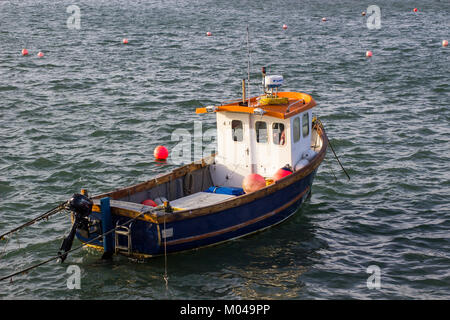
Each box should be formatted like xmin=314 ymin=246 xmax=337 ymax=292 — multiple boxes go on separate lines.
xmin=231 ymin=120 xmax=244 ymax=142
xmin=302 ymin=112 xmax=309 ymax=138
xmin=272 ymin=122 xmax=286 ymax=146
xmin=255 ymin=121 xmax=268 ymax=144
xmin=293 ymin=116 xmax=301 ymax=143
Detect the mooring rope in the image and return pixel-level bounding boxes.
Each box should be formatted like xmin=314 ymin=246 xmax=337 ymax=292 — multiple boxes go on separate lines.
xmin=163 ymin=213 xmax=169 ymax=289
xmin=0 ymin=207 xmax=154 ymax=282
xmin=315 ymin=118 xmax=351 ymax=181
xmin=327 ymin=138 xmax=351 ymax=181
xmin=154 ymin=178 xmax=170 ymax=289
xmin=325 ymin=152 xmax=338 ymax=182
xmin=162 ymin=202 xmax=172 ymax=290
xmin=0 ymin=201 xmax=69 ymax=241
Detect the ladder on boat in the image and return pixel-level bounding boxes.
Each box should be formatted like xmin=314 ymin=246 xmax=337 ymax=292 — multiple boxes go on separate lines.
xmin=114 ymin=221 xmax=133 ymax=255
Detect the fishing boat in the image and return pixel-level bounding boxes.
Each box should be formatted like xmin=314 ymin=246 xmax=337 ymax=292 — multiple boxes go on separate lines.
xmin=57 ymin=68 xmax=329 ymax=260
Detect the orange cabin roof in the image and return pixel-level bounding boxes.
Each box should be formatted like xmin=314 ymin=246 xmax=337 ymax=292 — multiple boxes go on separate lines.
xmin=196 ymin=91 xmax=317 ymax=119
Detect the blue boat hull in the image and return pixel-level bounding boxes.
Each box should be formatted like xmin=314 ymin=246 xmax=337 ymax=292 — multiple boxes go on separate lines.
xmin=76 ymin=168 xmax=317 ymax=258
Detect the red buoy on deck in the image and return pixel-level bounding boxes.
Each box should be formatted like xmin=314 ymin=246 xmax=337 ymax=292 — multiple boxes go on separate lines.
xmin=273 ymin=166 xmax=293 ymax=181
xmin=21 ymin=49 xmax=29 ymax=56
xmin=141 ymin=199 xmax=157 ymax=207
xmin=154 ymin=145 xmax=169 ymax=160
xmin=242 ymin=173 xmax=266 ymax=194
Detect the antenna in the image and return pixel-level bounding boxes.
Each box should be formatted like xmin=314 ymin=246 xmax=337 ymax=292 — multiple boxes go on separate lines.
xmin=246 ymin=25 xmax=251 ymax=107
xmin=262 ymin=66 xmax=266 ymax=94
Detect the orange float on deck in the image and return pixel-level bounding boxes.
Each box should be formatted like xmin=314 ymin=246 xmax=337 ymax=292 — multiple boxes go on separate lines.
xmin=273 ymin=166 xmax=293 ymax=181
xmin=242 ymin=173 xmax=266 ymax=194
xmin=154 ymin=145 xmax=169 ymax=160
xmin=141 ymin=199 xmax=157 ymax=207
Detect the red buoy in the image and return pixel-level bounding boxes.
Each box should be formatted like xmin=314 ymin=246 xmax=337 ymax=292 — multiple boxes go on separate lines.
xmin=366 ymin=50 xmax=373 ymax=58
xmin=206 ymin=32 xmax=212 ymax=36
xmin=443 ymin=40 xmax=448 ymax=47
xmin=123 ymin=38 xmax=129 ymax=44
xmin=322 ymin=17 xmax=327 ymax=22
xmin=141 ymin=199 xmax=158 ymax=207
xmin=242 ymin=173 xmax=266 ymax=194
xmin=154 ymin=145 xmax=169 ymax=160
xmin=273 ymin=166 xmax=293 ymax=181
xmin=413 ymin=8 xmax=418 ymax=12
xmin=282 ymin=24 xmax=287 ymax=30
xmin=21 ymin=49 xmax=29 ymax=56
xmin=37 ymin=52 xmax=44 ymax=58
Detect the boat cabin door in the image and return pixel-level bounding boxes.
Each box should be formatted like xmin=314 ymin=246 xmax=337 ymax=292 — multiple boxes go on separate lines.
xmin=215 ymin=112 xmax=253 ymax=187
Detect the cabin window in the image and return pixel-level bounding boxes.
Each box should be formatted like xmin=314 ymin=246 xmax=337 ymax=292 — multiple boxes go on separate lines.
xmin=293 ymin=117 xmax=300 ymax=143
xmin=255 ymin=121 xmax=268 ymax=143
xmin=302 ymin=113 xmax=309 ymax=138
xmin=231 ymin=120 xmax=243 ymax=142
xmin=272 ymin=123 xmax=286 ymax=145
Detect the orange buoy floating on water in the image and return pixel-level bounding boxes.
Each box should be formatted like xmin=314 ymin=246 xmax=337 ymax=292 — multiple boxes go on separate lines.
xmin=366 ymin=50 xmax=373 ymax=58
xmin=123 ymin=38 xmax=129 ymax=44
xmin=242 ymin=173 xmax=266 ymax=194
xmin=443 ymin=40 xmax=448 ymax=47
xmin=282 ymin=24 xmax=287 ymax=30
xmin=206 ymin=32 xmax=212 ymax=36
xmin=21 ymin=49 xmax=29 ymax=56
xmin=37 ymin=52 xmax=44 ymax=58
xmin=141 ymin=199 xmax=158 ymax=207
xmin=154 ymin=145 xmax=169 ymax=160
xmin=273 ymin=166 xmax=293 ymax=181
